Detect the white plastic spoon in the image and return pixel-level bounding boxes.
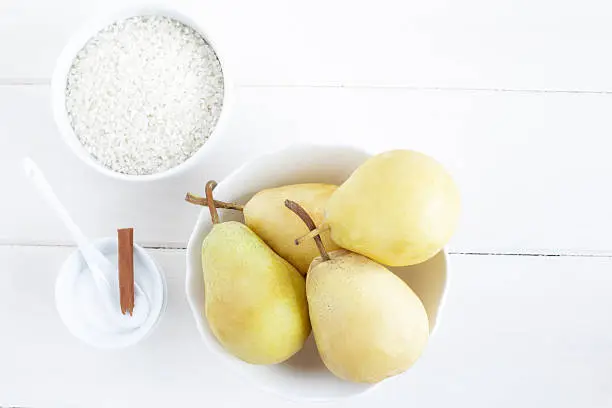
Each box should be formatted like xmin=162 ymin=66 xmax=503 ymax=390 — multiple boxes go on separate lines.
xmin=23 ymin=157 xmax=150 ymax=329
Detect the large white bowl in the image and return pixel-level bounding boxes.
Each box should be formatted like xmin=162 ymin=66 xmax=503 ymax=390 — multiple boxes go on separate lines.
xmin=51 ymin=5 xmax=233 ymax=181
xmin=185 ymin=144 xmax=449 ymax=402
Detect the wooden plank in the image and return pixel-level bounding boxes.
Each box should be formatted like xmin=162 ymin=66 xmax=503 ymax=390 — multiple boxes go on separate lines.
xmin=1 ymin=247 xmax=611 ymax=407
xmin=2 ymin=85 xmax=612 ymax=254
xmin=2 ymin=0 xmax=612 ymax=90
xmin=0 ymin=246 xmax=271 ymax=407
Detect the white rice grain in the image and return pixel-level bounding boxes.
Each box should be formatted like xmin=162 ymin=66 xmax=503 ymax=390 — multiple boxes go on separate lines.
xmin=65 ymin=15 xmax=224 ymax=176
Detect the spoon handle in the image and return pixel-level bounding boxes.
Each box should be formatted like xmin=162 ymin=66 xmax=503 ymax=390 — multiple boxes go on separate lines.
xmin=22 ymin=158 xmax=115 ymax=283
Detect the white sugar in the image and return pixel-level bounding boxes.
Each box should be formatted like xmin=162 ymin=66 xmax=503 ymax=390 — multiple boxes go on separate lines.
xmin=65 ymin=15 xmax=224 ymax=176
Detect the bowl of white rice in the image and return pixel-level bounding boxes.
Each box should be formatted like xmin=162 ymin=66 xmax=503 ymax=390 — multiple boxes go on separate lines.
xmin=51 ymin=6 xmax=232 ymax=180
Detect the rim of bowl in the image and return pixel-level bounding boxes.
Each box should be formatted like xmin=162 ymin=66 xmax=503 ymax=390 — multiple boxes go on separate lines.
xmin=50 ymin=5 xmax=234 ymax=182
xmin=183 ymin=143 xmax=451 ymax=401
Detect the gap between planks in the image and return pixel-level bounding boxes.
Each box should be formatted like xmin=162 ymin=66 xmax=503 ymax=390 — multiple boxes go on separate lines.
xmin=1 ymin=242 xmax=612 ymax=258
xmin=3 ymin=79 xmax=612 ymax=95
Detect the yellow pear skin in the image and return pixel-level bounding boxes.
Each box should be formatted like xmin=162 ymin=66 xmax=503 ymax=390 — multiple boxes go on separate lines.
xmin=325 ymin=150 xmax=461 ymax=266
xmin=202 ymin=221 xmax=310 ymax=365
xmin=307 ymin=250 xmax=429 ymax=383
xmin=244 ymin=183 xmax=340 ymax=274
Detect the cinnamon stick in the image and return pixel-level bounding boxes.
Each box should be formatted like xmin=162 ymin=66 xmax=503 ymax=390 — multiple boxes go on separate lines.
xmin=118 ymin=228 xmax=135 ymax=316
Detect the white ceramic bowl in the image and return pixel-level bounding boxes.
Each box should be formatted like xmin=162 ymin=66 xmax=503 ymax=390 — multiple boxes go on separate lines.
xmin=55 ymin=237 xmax=167 ymax=349
xmin=185 ymin=144 xmax=449 ymax=402
xmin=51 ymin=5 xmax=233 ymax=181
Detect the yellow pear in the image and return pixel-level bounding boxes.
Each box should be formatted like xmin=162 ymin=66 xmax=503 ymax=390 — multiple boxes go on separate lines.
xmin=201 ymin=182 xmax=310 ymax=365
xmin=325 ymin=150 xmax=460 ymax=266
xmin=186 ymin=183 xmax=340 ymax=275
xmin=243 ymin=183 xmax=340 ymax=274
xmin=286 ymin=200 xmax=429 ymax=384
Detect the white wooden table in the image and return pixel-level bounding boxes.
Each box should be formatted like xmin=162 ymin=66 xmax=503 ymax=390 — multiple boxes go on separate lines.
xmin=2 ymin=1 xmax=612 ymax=407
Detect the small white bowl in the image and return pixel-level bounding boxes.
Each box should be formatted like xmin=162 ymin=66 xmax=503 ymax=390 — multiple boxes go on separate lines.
xmin=55 ymin=237 xmax=167 ymax=349
xmin=50 ymin=5 xmax=233 ymax=181
xmin=185 ymin=144 xmax=450 ymax=402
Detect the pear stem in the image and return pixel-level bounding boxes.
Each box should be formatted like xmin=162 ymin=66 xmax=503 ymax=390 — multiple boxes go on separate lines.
xmin=284 ymin=199 xmax=330 ymax=261
xmin=184 ymin=192 xmax=244 ymax=211
xmin=205 ymin=181 xmax=220 ymax=224
xmin=295 ymin=224 xmax=331 ymax=245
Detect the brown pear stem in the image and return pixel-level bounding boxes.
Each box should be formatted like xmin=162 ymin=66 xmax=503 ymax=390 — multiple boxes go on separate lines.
xmin=205 ymin=181 xmax=220 ymax=224
xmin=284 ymin=199 xmax=330 ymax=261
xmin=185 ymin=193 xmax=244 ymax=211
xmin=295 ymin=224 xmax=331 ymax=245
